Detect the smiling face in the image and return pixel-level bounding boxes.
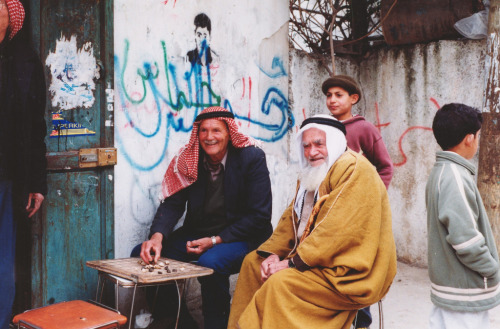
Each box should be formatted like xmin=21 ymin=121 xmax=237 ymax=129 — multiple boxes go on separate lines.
xmin=302 ymin=128 xmax=328 ymax=167
xmin=0 ymin=0 xmax=9 ymax=43
xmin=325 ymin=86 xmax=359 ymax=121
xmin=199 ymin=119 xmax=230 ymax=164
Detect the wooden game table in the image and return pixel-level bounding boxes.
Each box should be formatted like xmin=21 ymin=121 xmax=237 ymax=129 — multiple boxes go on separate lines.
xmin=86 ymin=257 xmax=213 ymax=329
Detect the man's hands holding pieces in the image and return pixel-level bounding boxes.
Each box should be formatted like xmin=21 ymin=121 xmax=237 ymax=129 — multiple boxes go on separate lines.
xmin=186 ymin=236 xmax=221 ymax=255
xmin=141 ymin=234 xmax=222 ymax=263
xmin=140 ymin=232 xmax=163 ymax=264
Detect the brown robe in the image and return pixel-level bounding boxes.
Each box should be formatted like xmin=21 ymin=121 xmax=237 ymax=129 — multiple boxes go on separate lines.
xmin=228 ymin=150 xmax=397 ymax=329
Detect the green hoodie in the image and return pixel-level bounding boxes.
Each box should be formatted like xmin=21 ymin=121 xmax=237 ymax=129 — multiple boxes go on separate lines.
xmin=426 ymin=151 xmax=500 ymax=312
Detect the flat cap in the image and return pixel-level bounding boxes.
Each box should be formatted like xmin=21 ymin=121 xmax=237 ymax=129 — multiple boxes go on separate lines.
xmin=321 ymin=75 xmax=361 ymax=104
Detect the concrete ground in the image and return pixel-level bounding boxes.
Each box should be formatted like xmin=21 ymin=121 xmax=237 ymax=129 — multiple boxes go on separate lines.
xmin=137 ymin=261 xmax=500 ymax=328
xmin=371 ymin=262 xmax=500 ymax=329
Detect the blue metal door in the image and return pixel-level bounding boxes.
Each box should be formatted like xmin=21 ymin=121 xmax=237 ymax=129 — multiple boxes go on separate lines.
xmin=27 ymin=0 xmax=115 ymax=307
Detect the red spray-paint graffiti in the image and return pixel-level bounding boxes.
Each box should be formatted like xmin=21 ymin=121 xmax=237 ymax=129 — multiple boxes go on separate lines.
xmin=393 ymin=126 xmax=434 ymax=166
xmin=391 ymin=98 xmax=440 ymax=167
xmin=162 ymin=0 xmax=177 ymax=7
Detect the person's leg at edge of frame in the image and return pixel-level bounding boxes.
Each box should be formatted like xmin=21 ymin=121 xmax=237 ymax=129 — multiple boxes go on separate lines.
xmin=197 ymin=240 xmax=249 ymax=329
xmin=0 ymin=181 xmax=15 ymax=329
xmin=354 ymin=306 xmax=372 ymax=328
xmin=429 ymin=305 xmax=490 ymax=329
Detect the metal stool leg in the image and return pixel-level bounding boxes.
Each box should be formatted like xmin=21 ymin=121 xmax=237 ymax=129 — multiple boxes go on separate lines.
xmin=128 ymin=284 xmax=138 ymax=329
xmin=378 ymin=300 xmax=384 ymax=329
xmin=174 ymin=280 xmax=186 ymax=329
xmin=95 ymin=273 xmax=103 ymax=302
xmin=115 ymin=280 xmax=119 ymax=312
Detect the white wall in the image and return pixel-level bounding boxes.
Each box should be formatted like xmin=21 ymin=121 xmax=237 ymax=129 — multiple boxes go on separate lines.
xmin=291 ymin=40 xmax=485 ymax=267
xmin=113 ymin=0 xmax=487 ymax=267
xmin=114 ymin=0 xmax=290 ymax=257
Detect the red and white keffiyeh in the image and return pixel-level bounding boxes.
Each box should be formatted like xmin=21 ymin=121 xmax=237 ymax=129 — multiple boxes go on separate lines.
xmin=6 ymin=0 xmax=25 ymax=40
xmin=160 ymin=106 xmax=258 ymax=199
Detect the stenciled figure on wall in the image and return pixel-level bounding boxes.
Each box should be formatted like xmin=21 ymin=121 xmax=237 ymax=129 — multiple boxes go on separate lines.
xmin=186 ymin=13 xmax=218 ymax=67
xmin=184 ymin=12 xmax=221 ymax=112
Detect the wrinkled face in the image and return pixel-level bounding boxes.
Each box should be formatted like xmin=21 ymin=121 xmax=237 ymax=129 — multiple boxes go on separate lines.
xmin=325 ymin=86 xmax=359 ymax=121
xmin=0 ymin=0 xmax=9 ymax=43
xmin=195 ymin=26 xmax=210 ymax=51
xmin=302 ymin=128 xmax=328 ymax=167
xmin=199 ymin=119 xmax=230 ymax=163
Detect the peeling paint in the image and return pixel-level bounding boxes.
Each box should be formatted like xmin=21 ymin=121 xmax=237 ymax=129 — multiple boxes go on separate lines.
xmin=46 ymin=35 xmax=99 ymax=110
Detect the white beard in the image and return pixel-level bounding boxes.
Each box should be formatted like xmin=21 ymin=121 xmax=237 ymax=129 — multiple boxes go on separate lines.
xmin=299 ymin=161 xmax=330 ymax=192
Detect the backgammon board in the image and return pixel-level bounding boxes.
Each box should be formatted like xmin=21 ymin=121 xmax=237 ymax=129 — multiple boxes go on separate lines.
xmin=86 ymin=257 xmax=213 ymax=284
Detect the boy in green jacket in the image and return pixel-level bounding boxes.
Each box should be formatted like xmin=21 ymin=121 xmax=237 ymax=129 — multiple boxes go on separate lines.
xmin=426 ymin=103 xmax=500 ymax=329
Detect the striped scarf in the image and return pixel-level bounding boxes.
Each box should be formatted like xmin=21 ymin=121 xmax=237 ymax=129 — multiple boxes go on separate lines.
xmin=160 ymin=106 xmax=258 ymax=199
xmin=6 ymin=0 xmax=24 ymax=40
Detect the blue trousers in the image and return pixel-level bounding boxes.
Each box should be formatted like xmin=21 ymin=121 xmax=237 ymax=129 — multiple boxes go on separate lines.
xmin=132 ymin=228 xmax=250 ymax=329
xmin=354 ymin=306 xmax=372 ymax=328
xmin=0 ymin=181 xmax=14 ymax=329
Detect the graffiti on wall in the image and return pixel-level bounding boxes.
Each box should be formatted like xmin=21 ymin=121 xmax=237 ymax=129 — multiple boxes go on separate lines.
xmin=373 ymin=98 xmax=439 ymax=167
xmin=46 ymin=35 xmax=100 ymax=111
xmin=115 ymin=13 xmax=293 ymax=173
xmin=113 ymin=10 xmax=292 ymax=232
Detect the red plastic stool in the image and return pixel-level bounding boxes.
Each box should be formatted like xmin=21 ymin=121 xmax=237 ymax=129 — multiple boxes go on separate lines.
xmin=12 ymin=300 xmax=127 ymax=329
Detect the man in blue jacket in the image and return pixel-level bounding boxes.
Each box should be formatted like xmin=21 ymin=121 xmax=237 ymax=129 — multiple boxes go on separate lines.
xmin=135 ymin=106 xmax=272 ymax=329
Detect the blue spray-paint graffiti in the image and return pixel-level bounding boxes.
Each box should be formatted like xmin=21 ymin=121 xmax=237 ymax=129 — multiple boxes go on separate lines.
xmin=225 ymin=87 xmax=293 ymax=142
xmin=258 ymin=56 xmax=287 ymax=79
xmin=115 ymin=39 xmax=294 ymax=171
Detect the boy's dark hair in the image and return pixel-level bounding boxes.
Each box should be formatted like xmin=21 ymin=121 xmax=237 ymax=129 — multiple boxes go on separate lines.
xmin=432 ymin=103 xmax=482 ymax=150
xmin=194 ymin=13 xmax=211 ymax=33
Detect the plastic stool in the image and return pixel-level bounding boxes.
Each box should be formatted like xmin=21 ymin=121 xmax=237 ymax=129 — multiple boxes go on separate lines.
xmin=12 ymin=300 xmax=127 ymax=329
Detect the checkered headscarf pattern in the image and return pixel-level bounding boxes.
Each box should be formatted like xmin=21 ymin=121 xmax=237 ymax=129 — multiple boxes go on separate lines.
xmin=6 ymin=0 xmax=25 ymax=40
xmin=160 ymin=106 xmax=259 ymax=199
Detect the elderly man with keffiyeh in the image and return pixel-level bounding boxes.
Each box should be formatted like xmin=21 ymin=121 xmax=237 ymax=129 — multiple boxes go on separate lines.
xmin=0 ymin=0 xmax=47 ymax=327
xmin=133 ymin=107 xmax=272 ymax=329
xmin=228 ymin=114 xmax=397 ymax=329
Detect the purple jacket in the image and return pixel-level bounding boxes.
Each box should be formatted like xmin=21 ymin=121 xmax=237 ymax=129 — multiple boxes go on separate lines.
xmin=343 ymin=115 xmax=393 ymax=188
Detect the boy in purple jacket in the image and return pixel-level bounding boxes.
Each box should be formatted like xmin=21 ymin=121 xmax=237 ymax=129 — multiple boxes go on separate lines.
xmin=322 ymin=75 xmax=393 ymax=188
xmin=322 ymin=75 xmax=394 ymax=328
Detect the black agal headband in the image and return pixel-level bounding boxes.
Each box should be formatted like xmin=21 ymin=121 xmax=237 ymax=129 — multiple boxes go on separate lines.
xmin=300 ymin=117 xmax=346 ymax=135
xmin=195 ymin=111 xmax=235 ymax=122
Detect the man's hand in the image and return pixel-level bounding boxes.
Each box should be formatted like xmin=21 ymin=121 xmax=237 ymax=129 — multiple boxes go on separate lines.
xmin=140 ymin=233 xmax=163 ymax=264
xmin=260 ymin=254 xmax=289 ymax=282
xmin=186 ymin=237 xmax=213 ymax=255
xmin=26 ymin=193 xmax=44 ymax=218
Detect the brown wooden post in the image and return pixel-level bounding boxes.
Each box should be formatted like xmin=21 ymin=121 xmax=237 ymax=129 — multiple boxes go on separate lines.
xmin=480 ymin=0 xmax=500 ymax=253
xmin=350 ymin=0 xmax=369 ymax=54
